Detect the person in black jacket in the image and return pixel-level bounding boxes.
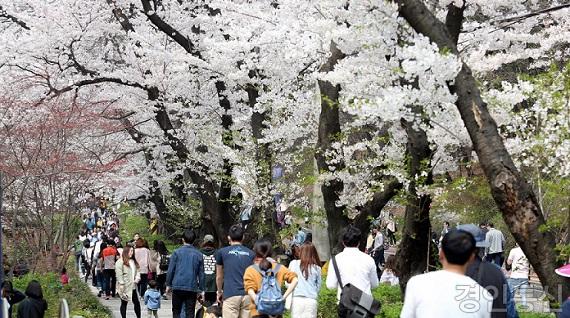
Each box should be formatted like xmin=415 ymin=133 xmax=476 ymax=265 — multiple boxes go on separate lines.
xmin=2 ymin=280 xmax=26 ymax=318
xmin=458 ymin=224 xmax=515 ymax=318
xmin=16 ymin=280 xmax=48 ymax=318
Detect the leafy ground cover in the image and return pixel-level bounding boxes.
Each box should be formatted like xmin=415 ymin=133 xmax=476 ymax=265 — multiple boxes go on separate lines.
xmin=11 ymin=272 xmax=111 ymax=318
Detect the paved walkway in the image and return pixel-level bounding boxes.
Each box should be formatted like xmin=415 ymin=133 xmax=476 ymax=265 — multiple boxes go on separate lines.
xmin=89 ymin=285 xmax=173 ymax=318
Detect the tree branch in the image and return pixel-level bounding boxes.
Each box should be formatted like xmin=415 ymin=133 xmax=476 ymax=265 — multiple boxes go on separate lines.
xmin=140 ymin=0 xmax=203 ymax=59
xmin=445 ymin=2 xmax=465 ymax=45
xmin=51 ymin=77 xmax=150 ymax=96
xmin=0 ymin=5 xmax=30 ymax=30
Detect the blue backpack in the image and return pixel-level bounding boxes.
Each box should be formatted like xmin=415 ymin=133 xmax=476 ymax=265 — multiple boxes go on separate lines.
xmin=253 ymin=264 xmax=284 ymax=316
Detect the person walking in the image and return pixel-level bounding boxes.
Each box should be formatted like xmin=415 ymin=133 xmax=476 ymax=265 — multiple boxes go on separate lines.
xmin=556 ymin=264 xmax=570 ymax=318
xmin=507 ymin=243 xmax=530 ymax=308
xmin=485 ymin=223 xmax=506 ymax=266
xmin=96 ymin=241 xmax=108 ymax=297
xmin=166 ymin=229 xmax=205 ymax=318
xmin=459 ymin=224 xmax=512 ymax=318
xmin=153 ymin=240 xmax=169 ymax=299
xmin=16 ymin=280 xmax=48 ymax=318
xmin=288 ymin=242 xmax=321 ymax=318
xmin=149 ymin=241 xmax=160 ymax=286
xmin=371 ymin=227 xmax=385 ymax=276
xmin=201 ymin=234 xmax=218 ymax=307
xmin=386 ymin=213 xmax=397 ymax=246
xmin=439 ymin=221 xmax=450 ymax=245
xmin=144 ymin=280 xmax=161 ymax=318
xmin=215 ymin=224 xmax=255 ymax=318
xmin=73 ymin=235 xmax=84 ymax=274
xmin=244 ymin=239 xmax=298 ymax=318
xmin=401 ymin=230 xmax=492 ymax=318
xmin=135 ymin=238 xmax=151 ymax=298
xmin=102 ymin=240 xmax=119 ymax=299
xmin=326 ymin=225 xmax=378 ymax=318
xmin=116 ymin=246 xmax=142 ymax=318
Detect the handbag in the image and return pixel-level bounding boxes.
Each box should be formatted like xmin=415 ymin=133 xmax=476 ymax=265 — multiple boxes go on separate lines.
xmin=331 ymin=256 xmax=381 ymax=318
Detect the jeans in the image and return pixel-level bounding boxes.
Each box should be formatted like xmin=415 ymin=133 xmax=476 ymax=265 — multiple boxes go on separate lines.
xmin=486 ymin=253 xmax=503 ymax=267
xmin=172 ymin=290 xmax=197 ymax=318
xmin=372 ymin=248 xmax=385 ymax=278
xmin=103 ymin=269 xmax=116 ymax=296
xmin=120 ymin=289 xmax=141 ymax=318
xmin=508 ymin=277 xmax=529 ymax=307
xmin=98 ymin=270 xmax=107 ymax=292
xmin=75 ymin=254 xmax=82 ymax=272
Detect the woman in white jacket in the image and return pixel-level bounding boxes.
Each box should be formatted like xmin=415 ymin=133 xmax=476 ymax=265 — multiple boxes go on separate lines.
xmin=116 ymin=246 xmax=141 ymax=318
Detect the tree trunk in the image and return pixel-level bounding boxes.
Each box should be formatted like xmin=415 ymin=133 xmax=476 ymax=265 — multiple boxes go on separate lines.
xmin=393 ymin=0 xmax=569 ymax=299
xmin=247 ymin=84 xmax=278 ymax=243
xmin=395 ymin=118 xmax=436 ymax=295
xmin=315 ymin=42 xmax=350 ymax=253
xmin=354 ymin=179 xmax=402 ymax=248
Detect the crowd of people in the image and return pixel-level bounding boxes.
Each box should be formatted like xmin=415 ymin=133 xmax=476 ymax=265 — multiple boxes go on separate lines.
xmin=2 ymin=200 xmax=570 ymax=318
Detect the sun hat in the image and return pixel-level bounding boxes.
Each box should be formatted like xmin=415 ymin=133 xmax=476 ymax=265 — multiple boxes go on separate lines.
xmin=456 ymin=224 xmax=489 ymax=248
xmin=555 ymin=264 xmax=570 ymax=278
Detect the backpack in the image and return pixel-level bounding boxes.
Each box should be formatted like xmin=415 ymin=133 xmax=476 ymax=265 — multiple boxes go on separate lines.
xmin=159 ymin=254 xmax=170 ymax=271
xmin=252 ymin=264 xmax=284 ymax=316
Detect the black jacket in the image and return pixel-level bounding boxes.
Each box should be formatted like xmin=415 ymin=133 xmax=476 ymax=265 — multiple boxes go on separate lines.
xmin=16 ymin=281 xmax=48 ymax=318
xmin=466 ymin=256 xmax=508 ymax=318
xmin=6 ymin=289 xmax=25 ymax=318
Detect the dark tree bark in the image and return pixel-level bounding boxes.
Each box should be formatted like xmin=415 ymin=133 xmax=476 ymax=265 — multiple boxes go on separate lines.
xmin=132 ymin=4 xmax=238 ymax=244
xmin=246 ymin=84 xmax=278 ymax=243
xmin=395 ymin=118 xmax=435 ymax=295
xmin=315 ymin=42 xmax=350 ymax=252
xmin=354 ymin=179 xmax=402 ymax=247
xmin=393 ymin=0 xmax=569 ymax=299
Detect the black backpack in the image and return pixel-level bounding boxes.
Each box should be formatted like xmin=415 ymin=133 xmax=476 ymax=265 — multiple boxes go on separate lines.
xmin=159 ymin=254 xmax=170 ymax=271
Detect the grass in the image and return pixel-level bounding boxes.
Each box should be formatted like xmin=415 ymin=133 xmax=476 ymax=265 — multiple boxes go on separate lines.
xmin=310 ymin=283 xmax=556 ymax=318
xmin=11 ymin=272 xmax=112 ymax=318
xmin=120 ymin=212 xmax=180 ymax=252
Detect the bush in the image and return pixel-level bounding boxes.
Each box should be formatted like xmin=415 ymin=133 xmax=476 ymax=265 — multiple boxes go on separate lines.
xmin=315 ymin=283 xmax=403 ymax=318
xmin=11 ymin=273 xmax=111 ymax=318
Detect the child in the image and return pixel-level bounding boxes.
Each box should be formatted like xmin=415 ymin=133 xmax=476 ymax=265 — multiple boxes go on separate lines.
xmin=143 ymin=280 xmax=161 ymax=318
xmin=203 ymin=305 xmax=222 ymax=318
xmin=60 ymin=267 xmax=69 ymax=285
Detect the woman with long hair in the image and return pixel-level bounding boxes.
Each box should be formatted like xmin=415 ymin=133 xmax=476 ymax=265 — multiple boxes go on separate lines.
xmin=379 ymin=255 xmax=400 ymax=286
xmin=115 ymin=246 xmax=141 ymax=318
xmin=244 ymin=239 xmax=298 ymax=318
xmin=134 ymin=238 xmax=151 ymax=297
xmin=153 ymin=240 xmax=169 ymax=299
xmin=288 ymin=243 xmax=321 ymax=318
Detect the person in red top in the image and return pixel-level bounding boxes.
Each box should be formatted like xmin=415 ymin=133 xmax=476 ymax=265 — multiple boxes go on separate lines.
xmin=101 ymin=240 xmax=119 ymax=299
xmin=60 ymin=267 xmax=69 ymax=285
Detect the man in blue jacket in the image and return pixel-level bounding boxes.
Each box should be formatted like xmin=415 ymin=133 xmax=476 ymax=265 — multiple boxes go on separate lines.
xmin=166 ymin=229 xmax=205 ymax=318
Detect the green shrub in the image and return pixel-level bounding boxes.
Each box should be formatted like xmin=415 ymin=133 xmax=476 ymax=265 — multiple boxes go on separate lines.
xmin=519 ymin=312 xmax=556 ymax=318
xmin=315 ymin=282 xmax=403 ymax=318
xmin=11 ymin=273 xmax=111 ymax=318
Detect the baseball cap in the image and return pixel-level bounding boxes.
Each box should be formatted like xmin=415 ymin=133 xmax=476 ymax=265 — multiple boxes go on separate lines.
xmin=203 ymin=234 xmax=215 ymax=243
xmin=555 ymin=264 xmax=570 ymax=278
xmin=456 ymin=224 xmax=489 ymax=248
